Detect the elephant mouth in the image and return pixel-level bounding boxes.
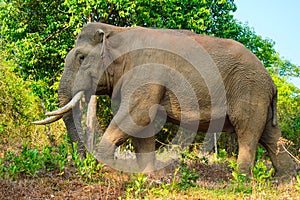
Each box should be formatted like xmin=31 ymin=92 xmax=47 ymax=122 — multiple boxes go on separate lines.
xmin=32 ymin=91 xmax=84 ymax=125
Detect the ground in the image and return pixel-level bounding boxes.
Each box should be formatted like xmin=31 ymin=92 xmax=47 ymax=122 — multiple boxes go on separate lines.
xmin=0 ymin=159 xmax=299 ymax=200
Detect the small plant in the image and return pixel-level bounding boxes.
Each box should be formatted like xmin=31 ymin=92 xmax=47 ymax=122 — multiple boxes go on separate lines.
xmin=256 ymin=146 xmax=265 ymax=160
xmin=252 ymin=161 xmax=274 ymax=185
xmin=149 ymin=182 xmax=172 ymax=198
xmin=125 ymin=173 xmax=149 ymax=199
xmin=3 ymin=143 xmax=43 ymax=178
xmin=0 ymin=142 xmax=70 ymax=179
xmin=70 ymin=143 xmax=104 ymax=182
xmin=252 ymin=147 xmax=274 ymax=186
xmin=296 ymin=172 xmax=300 ymax=190
xmin=176 ymin=164 xmax=199 ymax=190
xmin=229 ymin=160 xmax=247 ymax=185
xmin=0 ymin=139 xmax=106 ymax=182
xmin=228 ymin=160 xmax=253 ymax=194
xmin=70 ymin=142 xmax=82 ymax=168
xmin=218 ymin=149 xmax=227 ymax=159
xmin=212 ymin=148 xmax=228 ymax=163
xmin=77 ymin=153 xmax=104 ymax=182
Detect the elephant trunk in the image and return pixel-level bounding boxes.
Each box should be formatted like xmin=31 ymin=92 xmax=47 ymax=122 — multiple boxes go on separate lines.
xmin=58 ymin=65 xmax=87 ymax=156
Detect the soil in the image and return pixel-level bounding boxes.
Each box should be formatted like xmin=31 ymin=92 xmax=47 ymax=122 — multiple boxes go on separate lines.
xmin=1 ymin=156 xmax=298 ymax=199
xmin=0 ymin=161 xmax=233 ymax=199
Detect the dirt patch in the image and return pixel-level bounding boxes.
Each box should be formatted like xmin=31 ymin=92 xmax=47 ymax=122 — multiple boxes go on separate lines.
xmin=0 ymin=160 xmax=233 ymax=199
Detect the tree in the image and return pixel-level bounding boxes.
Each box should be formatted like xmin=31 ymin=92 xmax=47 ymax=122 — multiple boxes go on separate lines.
xmin=0 ymin=0 xmax=75 ymax=109
xmin=0 ymin=0 xmax=237 ymax=91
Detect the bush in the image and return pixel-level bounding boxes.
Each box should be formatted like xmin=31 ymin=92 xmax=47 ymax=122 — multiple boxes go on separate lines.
xmin=0 ymin=59 xmax=64 ymax=148
xmin=272 ymin=75 xmax=300 ymax=155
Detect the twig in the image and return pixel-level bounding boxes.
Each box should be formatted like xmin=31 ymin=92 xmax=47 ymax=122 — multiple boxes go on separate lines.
xmin=42 ymin=26 xmax=70 ymax=44
xmin=280 ymin=143 xmax=300 ymax=164
xmin=102 ymin=4 xmax=115 ymax=23
xmin=105 ymin=180 xmax=111 ymax=200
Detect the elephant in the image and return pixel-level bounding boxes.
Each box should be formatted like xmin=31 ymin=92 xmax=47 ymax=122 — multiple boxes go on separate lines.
xmin=34 ymin=22 xmax=297 ymax=177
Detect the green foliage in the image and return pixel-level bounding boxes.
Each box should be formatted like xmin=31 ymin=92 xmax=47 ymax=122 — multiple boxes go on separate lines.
xmin=252 ymin=161 xmax=274 ymax=184
xmin=252 ymin=147 xmax=274 ymax=185
xmin=229 ymin=160 xmax=247 ymax=185
xmin=297 ymin=172 xmax=300 ymax=190
xmin=148 ymin=182 xmax=173 ymax=199
xmin=176 ymin=165 xmax=199 ymax=190
xmin=217 ymin=148 xmax=228 ymax=159
xmin=271 ymin=75 xmax=300 ymax=154
xmin=0 ymin=0 xmax=74 ymax=109
xmin=1 ymin=143 xmax=55 ymax=179
xmin=0 ymin=139 xmax=104 ymax=181
xmin=0 ymin=59 xmax=45 ymax=145
xmin=97 ymin=96 xmax=114 ymax=129
xmin=63 ymin=0 xmax=236 ymax=33
xmin=228 ymin=147 xmax=275 ymax=194
xmin=125 ymin=173 xmax=149 ymax=199
xmin=71 ymin=143 xmax=104 ymax=182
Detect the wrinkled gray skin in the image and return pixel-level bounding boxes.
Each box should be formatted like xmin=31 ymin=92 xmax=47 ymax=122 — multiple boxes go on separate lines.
xmin=58 ymin=23 xmax=297 ymax=177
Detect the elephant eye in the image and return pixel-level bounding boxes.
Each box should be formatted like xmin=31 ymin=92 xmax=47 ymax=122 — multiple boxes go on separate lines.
xmin=79 ymin=55 xmax=85 ymax=65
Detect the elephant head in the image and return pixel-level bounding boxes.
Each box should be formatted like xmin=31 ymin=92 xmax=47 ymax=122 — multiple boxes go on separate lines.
xmin=33 ymin=23 xmax=122 ymax=155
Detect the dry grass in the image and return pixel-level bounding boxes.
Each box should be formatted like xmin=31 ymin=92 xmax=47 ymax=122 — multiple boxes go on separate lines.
xmin=0 ymin=158 xmax=299 ymax=200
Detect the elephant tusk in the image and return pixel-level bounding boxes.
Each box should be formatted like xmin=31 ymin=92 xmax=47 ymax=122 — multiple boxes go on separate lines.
xmin=45 ymin=91 xmax=84 ymax=116
xmin=32 ymin=115 xmax=62 ymax=125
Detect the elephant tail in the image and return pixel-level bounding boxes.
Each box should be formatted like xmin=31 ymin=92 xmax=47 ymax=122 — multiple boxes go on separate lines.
xmin=271 ymin=89 xmax=278 ymax=127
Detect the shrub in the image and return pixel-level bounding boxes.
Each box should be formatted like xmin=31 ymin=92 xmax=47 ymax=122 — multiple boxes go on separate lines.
xmin=0 ymin=58 xmax=65 ymax=148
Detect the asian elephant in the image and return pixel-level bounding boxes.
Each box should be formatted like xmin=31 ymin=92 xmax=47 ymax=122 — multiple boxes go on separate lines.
xmin=34 ymin=23 xmax=297 ymax=177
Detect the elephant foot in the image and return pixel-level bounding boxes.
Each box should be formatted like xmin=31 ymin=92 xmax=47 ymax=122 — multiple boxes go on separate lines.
xmin=274 ymin=165 xmax=298 ymax=180
xmin=136 ymin=152 xmax=156 ymax=173
xmin=273 ymin=152 xmax=298 ymax=180
xmin=93 ymin=138 xmax=117 ymax=167
xmin=141 ymin=162 xmax=155 ymax=174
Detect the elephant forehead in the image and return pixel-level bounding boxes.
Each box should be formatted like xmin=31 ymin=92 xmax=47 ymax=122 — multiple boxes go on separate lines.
xmin=76 ymin=35 xmax=94 ymax=46
xmin=76 ymin=28 xmax=98 ymax=46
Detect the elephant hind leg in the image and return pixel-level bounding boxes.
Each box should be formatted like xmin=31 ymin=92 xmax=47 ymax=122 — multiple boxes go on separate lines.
xmin=229 ymin=102 xmax=268 ymax=175
xmin=235 ymin=129 xmax=263 ymax=175
xmin=259 ymin=108 xmax=297 ymax=178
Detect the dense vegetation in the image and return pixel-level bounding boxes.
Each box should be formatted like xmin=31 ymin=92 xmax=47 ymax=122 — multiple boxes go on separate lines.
xmin=0 ymin=0 xmax=299 ymax=198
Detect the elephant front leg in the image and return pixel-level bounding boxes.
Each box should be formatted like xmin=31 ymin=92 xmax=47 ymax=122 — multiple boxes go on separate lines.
xmin=132 ymin=135 xmax=156 ymax=173
xmin=94 ymin=122 xmax=129 ymax=166
xmin=96 ymin=83 xmax=165 ymax=171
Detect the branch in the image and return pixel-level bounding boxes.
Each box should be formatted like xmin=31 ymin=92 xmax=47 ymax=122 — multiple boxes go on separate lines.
xmin=42 ymin=26 xmax=71 ymax=44
xmin=280 ymin=143 xmax=300 ymax=164
xmin=102 ymin=3 xmax=115 ymax=23
xmin=277 ymin=137 xmax=300 ymax=164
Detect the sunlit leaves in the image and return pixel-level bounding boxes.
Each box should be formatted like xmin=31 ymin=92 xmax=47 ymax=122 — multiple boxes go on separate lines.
xmin=0 ymin=59 xmax=44 ymax=144
xmin=272 ymin=75 xmax=300 ymax=153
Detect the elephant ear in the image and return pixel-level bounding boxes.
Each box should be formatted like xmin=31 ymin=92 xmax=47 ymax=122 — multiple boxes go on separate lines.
xmin=94 ymin=29 xmax=105 ymax=43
